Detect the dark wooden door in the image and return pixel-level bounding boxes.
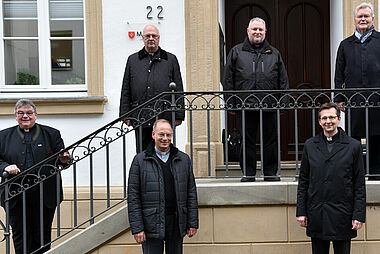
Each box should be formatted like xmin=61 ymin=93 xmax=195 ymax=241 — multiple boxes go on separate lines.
xmin=225 ymin=0 xmax=331 ymax=160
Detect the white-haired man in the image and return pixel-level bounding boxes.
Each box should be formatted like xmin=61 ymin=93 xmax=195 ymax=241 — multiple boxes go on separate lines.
xmin=335 ymin=2 xmax=380 ymax=180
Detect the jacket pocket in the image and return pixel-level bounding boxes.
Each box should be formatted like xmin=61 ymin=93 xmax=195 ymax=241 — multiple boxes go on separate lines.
xmin=142 ymin=207 xmax=158 ymax=233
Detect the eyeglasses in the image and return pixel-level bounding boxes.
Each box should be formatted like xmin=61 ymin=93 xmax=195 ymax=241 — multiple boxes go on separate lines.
xmin=320 ymin=115 xmax=338 ymax=121
xmin=157 ymin=133 xmax=172 ymax=138
xmin=356 ymin=14 xmax=371 ymax=19
xmin=143 ymin=34 xmax=158 ymax=39
xmin=16 ymin=111 xmax=35 ymax=116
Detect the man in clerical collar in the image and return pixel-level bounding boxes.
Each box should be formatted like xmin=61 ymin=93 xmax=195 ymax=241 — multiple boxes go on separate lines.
xmin=335 ymin=2 xmax=380 ymax=180
xmin=128 ymin=119 xmax=198 ymax=254
xmin=296 ymin=102 xmax=366 ymax=254
xmin=0 ymin=99 xmax=70 ymax=254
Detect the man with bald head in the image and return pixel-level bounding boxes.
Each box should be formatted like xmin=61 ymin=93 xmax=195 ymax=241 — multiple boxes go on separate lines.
xmin=120 ymin=24 xmax=185 ymax=153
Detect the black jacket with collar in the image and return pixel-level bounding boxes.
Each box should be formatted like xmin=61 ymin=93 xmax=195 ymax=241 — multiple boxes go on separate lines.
xmin=127 ymin=143 xmax=198 ymax=239
xmin=0 ymin=123 xmax=64 ymax=210
xmin=119 ymin=47 xmax=185 ymax=125
xmin=296 ymin=128 xmax=366 ymax=240
xmin=223 ymin=37 xmax=289 ymax=107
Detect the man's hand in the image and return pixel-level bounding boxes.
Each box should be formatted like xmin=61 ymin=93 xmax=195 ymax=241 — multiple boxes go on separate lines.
xmin=59 ymin=151 xmax=71 ymax=164
xmin=352 ymin=220 xmax=363 ymax=231
xmin=134 ymin=231 xmax=146 ymax=244
xmin=124 ymin=120 xmax=131 ymax=126
xmin=175 ymin=120 xmax=182 ymax=126
xmin=337 ymin=102 xmax=345 ymax=112
xmin=187 ymin=228 xmax=197 ymax=237
xmin=4 ymin=165 xmax=21 ymax=175
xmin=296 ymin=216 xmax=308 ymax=227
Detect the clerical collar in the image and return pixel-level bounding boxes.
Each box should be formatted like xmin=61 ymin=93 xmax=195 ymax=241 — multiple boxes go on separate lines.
xmin=324 ymin=131 xmax=339 ymax=143
xmin=155 ymin=146 xmax=170 ymax=156
xmin=24 ymin=128 xmax=30 ymax=132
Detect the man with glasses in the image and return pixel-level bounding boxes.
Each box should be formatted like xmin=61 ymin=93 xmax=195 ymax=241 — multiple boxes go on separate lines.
xmin=296 ymin=102 xmax=366 ymax=254
xmin=128 ymin=119 xmax=198 ymax=254
xmin=335 ymin=2 xmax=380 ymax=180
xmin=0 ymin=99 xmax=70 ymax=254
xmin=119 ymin=24 xmax=185 ymax=153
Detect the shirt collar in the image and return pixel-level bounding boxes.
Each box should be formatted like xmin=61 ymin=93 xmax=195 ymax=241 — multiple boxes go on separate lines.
xmin=154 ymin=146 xmax=170 ymax=156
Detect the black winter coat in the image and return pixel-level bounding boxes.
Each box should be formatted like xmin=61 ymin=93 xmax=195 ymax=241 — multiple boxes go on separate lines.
xmin=223 ymin=38 xmax=289 ymax=108
xmin=127 ymin=143 xmax=198 ymax=239
xmin=296 ymin=128 xmax=366 ymax=240
xmin=119 ymin=47 xmax=185 ymax=126
xmin=0 ymin=124 xmax=64 ymax=210
xmin=335 ymin=30 xmax=380 ymax=136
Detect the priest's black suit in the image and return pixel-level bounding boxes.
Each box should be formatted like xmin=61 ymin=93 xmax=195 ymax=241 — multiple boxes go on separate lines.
xmin=0 ymin=123 xmax=65 ymax=254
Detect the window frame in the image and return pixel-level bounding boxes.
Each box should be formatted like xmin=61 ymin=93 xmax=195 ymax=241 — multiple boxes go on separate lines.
xmin=0 ymin=0 xmax=87 ymax=91
xmin=0 ymin=0 xmax=106 ymax=115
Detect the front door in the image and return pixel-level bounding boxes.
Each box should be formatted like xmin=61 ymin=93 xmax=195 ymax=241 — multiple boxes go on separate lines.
xmin=225 ymin=0 xmax=331 ymax=161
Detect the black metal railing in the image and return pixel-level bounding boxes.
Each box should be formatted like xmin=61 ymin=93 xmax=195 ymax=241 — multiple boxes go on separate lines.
xmin=0 ymin=87 xmax=379 ymax=253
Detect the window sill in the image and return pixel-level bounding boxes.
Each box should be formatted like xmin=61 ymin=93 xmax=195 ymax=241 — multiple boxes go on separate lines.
xmin=0 ymin=96 xmax=108 ymax=115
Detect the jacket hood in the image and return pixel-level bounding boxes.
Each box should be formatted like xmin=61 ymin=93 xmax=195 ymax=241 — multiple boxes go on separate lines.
xmin=138 ymin=47 xmax=169 ymax=60
xmin=242 ymin=37 xmax=272 ymax=54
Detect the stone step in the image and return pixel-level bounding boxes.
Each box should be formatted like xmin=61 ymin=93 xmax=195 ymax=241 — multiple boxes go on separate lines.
xmin=215 ymin=161 xmax=300 ymax=177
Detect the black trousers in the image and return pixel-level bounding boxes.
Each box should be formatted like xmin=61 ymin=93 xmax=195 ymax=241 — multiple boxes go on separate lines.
xmin=9 ymin=199 xmax=56 ymax=254
xmin=142 ymin=214 xmax=183 ymax=254
xmin=135 ymin=126 xmax=154 ymax=153
xmin=311 ymin=238 xmax=351 ymax=254
xmin=238 ymin=111 xmax=278 ymax=176
xmin=353 ymin=135 xmax=380 ymax=176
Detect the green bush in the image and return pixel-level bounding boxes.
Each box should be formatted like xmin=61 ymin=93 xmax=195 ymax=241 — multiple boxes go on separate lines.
xmin=14 ymin=69 xmax=38 ymax=85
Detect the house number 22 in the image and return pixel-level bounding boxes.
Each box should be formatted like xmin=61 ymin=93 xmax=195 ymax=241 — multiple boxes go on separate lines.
xmin=146 ymin=6 xmax=164 ymax=19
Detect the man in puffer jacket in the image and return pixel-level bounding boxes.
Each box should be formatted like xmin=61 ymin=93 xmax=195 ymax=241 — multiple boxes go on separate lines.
xmin=223 ymin=17 xmax=289 ymax=182
xmin=127 ymin=119 xmax=198 ymax=254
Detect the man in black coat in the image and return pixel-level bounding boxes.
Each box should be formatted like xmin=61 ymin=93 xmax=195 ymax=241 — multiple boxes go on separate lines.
xmin=335 ymin=2 xmax=380 ymax=180
xmin=127 ymin=119 xmax=198 ymax=254
xmin=296 ymin=103 xmax=366 ymax=254
xmin=0 ymin=99 xmax=70 ymax=254
xmin=119 ymin=24 xmax=185 ymax=153
xmin=223 ymin=17 xmax=289 ymax=182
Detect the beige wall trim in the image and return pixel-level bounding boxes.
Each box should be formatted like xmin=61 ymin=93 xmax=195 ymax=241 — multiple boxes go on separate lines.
xmin=0 ymin=0 xmax=106 ymax=115
xmin=86 ymin=0 xmax=105 ymax=97
xmin=184 ymin=0 xmax=223 ymax=176
xmin=0 ymin=96 xmax=108 ymax=115
xmin=343 ymin=0 xmax=378 ymax=39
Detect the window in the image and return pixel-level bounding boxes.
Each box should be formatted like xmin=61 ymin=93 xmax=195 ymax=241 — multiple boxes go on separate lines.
xmin=0 ymin=0 xmax=106 ymax=115
xmin=1 ymin=0 xmax=86 ymax=91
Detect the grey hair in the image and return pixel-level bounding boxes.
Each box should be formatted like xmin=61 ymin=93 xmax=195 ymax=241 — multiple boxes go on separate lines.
xmin=153 ymin=119 xmax=172 ymax=132
xmin=354 ymin=2 xmax=374 ymax=18
xmin=248 ymin=17 xmax=266 ymax=29
xmin=14 ymin=99 xmax=37 ymax=113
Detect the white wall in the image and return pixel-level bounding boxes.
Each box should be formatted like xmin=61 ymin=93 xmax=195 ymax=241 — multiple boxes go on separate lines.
xmin=330 ymin=0 xmax=344 ymax=89
xmin=0 ymin=0 xmax=186 ymax=187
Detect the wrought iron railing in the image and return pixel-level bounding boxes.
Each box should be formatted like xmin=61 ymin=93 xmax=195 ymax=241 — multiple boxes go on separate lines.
xmin=0 ymin=87 xmax=379 ymax=253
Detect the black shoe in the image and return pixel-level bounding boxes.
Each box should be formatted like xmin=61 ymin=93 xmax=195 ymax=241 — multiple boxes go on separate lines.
xmin=368 ymin=176 xmax=380 ymax=181
xmin=241 ymin=177 xmax=256 ymax=182
xmin=264 ymin=176 xmax=281 ymax=181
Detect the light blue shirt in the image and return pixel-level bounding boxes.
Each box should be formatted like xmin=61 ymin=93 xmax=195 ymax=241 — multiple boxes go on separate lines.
xmin=154 ymin=146 xmax=170 ymax=163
